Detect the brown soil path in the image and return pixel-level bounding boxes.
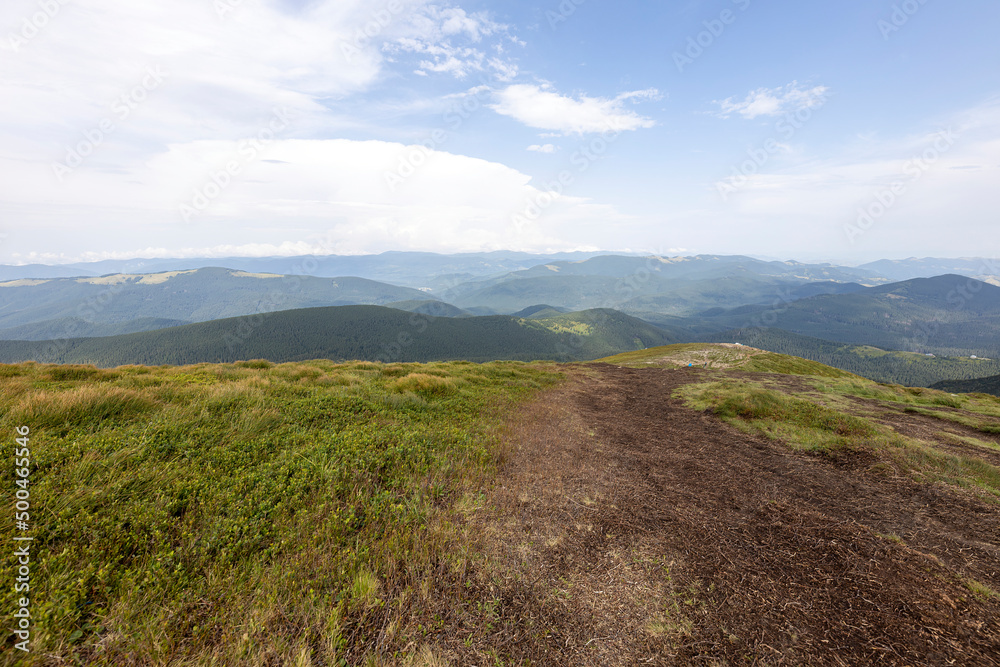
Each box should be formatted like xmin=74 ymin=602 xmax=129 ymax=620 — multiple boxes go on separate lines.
xmin=446 ymin=364 xmax=1000 ymax=666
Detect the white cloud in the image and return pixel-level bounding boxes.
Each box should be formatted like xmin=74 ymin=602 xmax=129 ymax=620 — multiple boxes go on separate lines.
xmin=714 ymin=101 xmax=1000 ymax=254
xmin=527 ymin=144 xmax=556 ymax=153
xmin=0 ymin=0 xmax=520 ymax=156
xmin=490 ymin=84 xmax=660 ymax=135
xmin=715 ymin=82 xmax=829 ymax=119
xmin=487 ymin=57 xmax=519 ymax=82
xmin=0 ymin=136 xmax=632 ymax=259
xmin=0 ymin=0 xmax=540 ymax=260
xmin=384 ymin=5 xmax=519 ymax=80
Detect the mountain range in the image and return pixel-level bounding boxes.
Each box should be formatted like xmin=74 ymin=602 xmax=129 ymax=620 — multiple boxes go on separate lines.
xmin=3 ymin=253 xmax=1000 ymax=390
xmin=0 ymin=268 xmax=433 ymax=340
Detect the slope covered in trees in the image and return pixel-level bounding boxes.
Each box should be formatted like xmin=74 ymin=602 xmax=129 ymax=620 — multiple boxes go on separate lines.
xmin=0 ymin=306 xmax=675 ymax=367
xmin=931 ymin=374 xmax=1000 ymax=397
xmin=701 ymin=275 xmax=1000 ymax=358
xmin=704 ymin=328 xmax=1000 ymax=387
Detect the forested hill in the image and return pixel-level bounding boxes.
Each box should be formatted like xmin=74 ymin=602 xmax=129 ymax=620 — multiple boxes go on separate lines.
xmin=700 ymin=275 xmax=1000 ymax=357
xmin=0 ymin=306 xmax=674 ymax=367
xmin=705 ymin=327 xmax=1000 ymax=388
xmin=930 ymin=374 xmax=1000 ymax=397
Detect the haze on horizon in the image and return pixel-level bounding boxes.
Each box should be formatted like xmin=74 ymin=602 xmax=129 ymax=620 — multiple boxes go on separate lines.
xmin=1 ymin=0 xmax=998 ymax=266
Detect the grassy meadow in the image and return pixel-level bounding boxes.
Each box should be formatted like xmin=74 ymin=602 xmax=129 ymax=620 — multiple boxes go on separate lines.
xmin=0 ymin=359 xmax=561 ymax=665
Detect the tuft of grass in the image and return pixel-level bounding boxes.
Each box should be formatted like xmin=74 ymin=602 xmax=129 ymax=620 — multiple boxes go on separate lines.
xmin=10 ymin=384 xmax=158 ymax=434
xmin=406 ymin=645 xmax=450 ymax=667
xmin=646 ymin=579 xmax=699 ymax=645
xmin=350 ymin=568 xmax=382 ymax=609
xmin=0 ymin=363 xmax=33 ymax=377
xmin=234 ymin=359 xmax=274 ymax=369
xmin=42 ymin=364 xmax=109 ymax=382
xmin=813 ymin=376 xmax=1000 ymax=419
xmin=965 ymin=578 xmax=999 ymax=601
xmin=939 ymin=432 xmax=1000 ymax=453
xmin=392 ymin=373 xmax=464 ymax=397
xmin=646 ymin=606 xmax=694 ymax=642
xmin=742 ymin=352 xmax=855 ymax=378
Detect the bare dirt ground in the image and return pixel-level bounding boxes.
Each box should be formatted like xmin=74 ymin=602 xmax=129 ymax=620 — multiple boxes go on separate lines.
xmin=430 ymin=364 xmax=1000 ymax=666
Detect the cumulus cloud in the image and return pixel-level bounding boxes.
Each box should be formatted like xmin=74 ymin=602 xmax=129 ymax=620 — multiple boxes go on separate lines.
xmin=385 ymin=5 xmax=519 ymax=79
xmin=715 ymin=82 xmax=829 ymax=119
xmin=490 ymin=84 xmax=660 ymax=135
xmin=0 ymin=134 xmax=632 ymax=259
xmin=527 ymin=144 xmax=556 ymax=153
xmin=0 ymin=0 xmax=522 ymax=155
xmin=0 ymin=0 xmax=546 ymax=260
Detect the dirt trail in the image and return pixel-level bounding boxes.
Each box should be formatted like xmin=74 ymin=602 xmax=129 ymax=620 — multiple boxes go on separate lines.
xmin=452 ymin=364 xmax=1000 ymax=666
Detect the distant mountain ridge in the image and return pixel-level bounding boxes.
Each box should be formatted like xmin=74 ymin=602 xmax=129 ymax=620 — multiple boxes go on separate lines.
xmin=859 ymin=257 xmax=1000 ymax=283
xmin=698 ymin=275 xmax=1000 ymax=358
xmin=0 ymin=268 xmax=434 ymax=340
xmin=0 ymin=305 xmax=675 ymax=367
xmin=0 ymin=251 xmax=612 ymax=286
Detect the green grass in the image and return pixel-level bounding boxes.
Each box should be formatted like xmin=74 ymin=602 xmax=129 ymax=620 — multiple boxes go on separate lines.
xmin=965 ymin=578 xmax=999 ymax=601
xmin=599 ymin=343 xmax=855 ymax=378
xmin=675 ymin=380 xmax=882 ymax=455
xmin=741 ymin=352 xmax=857 ymax=378
xmin=807 ymin=375 xmax=1000 ymax=435
xmin=810 ymin=377 xmax=969 ymax=408
xmin=674 ymin=380 xmax=1000 ymax=497
xmin=939 ymin=432 xmax=1000 ymax=453
xmin=0 ymin=359 xmax=561 ymax=664
xmin=902 ymin=406 xmax=1000 ymax=436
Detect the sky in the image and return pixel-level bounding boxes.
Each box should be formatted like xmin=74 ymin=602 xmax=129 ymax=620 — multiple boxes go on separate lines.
xmin=1 ymin=0 xmax=998 ymax=265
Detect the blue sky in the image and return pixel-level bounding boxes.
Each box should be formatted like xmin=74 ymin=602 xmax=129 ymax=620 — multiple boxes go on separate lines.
xmin=1 ymin=0 xmax=998 ymax=265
